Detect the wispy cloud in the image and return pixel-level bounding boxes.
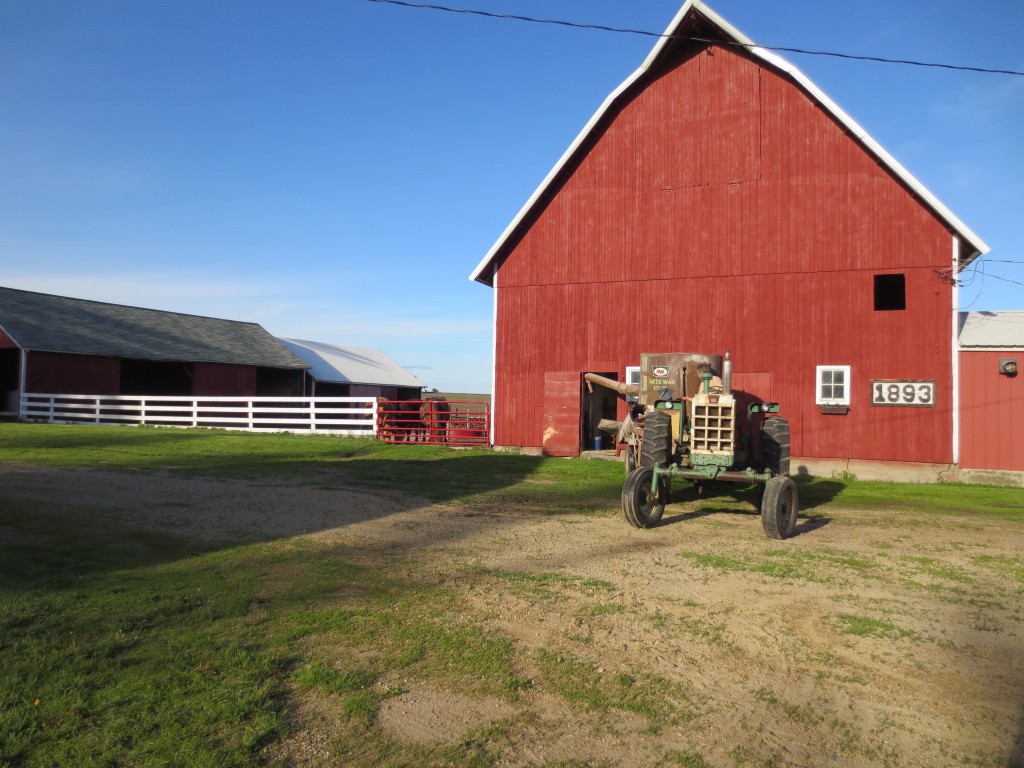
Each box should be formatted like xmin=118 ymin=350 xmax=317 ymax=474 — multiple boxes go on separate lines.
xmin=930 ymin=75 xmax=1024 ymax=125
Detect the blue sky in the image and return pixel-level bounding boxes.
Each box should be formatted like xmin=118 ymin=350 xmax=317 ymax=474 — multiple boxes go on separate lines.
xmin=1 ymin=0 xmax=1021 ymax=393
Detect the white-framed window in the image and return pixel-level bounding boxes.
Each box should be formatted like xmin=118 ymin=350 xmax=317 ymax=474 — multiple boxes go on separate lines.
xmin=816 ymin=365 xmax=851 ymax=406
xmin=625 ymin=366 xmax=641 ymax=404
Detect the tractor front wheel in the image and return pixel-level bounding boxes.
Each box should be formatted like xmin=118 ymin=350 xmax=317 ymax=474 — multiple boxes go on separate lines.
xmin=760 ymin=476 xmax=798 ymax=539
xmin=639 ymin=410 xmax=672 ymax=468
xmin=622 ymin=468 xmax=668 ymax=528
xmin=760 ymin=417 xmax=791 ymax=476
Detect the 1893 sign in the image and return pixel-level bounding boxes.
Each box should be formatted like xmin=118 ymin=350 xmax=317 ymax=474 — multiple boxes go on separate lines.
xmin=871 ymin=380 xmax=936 ymax=407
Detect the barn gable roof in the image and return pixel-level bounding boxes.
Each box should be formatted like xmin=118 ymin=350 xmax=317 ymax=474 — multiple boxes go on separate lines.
xmin=0 ymin=285 xmax=308 ymax=369
xmin=469 ymin=0 xmax=989 ymax=287
xmin=279 ymin=338 xmax=426 ymax=388
xmin=958 ymin=311 xmax=1024 ymax=349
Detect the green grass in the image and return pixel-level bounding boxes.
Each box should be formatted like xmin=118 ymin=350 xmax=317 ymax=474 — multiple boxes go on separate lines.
xmin=1 ymin=536 xmax=289 ymax=766
xmin=678 ymin=547 xmax=880 ymax=583
xmin=488 ymin=570 xmax=616 ymax=601
xmin=834 ymin=614 xmax=917 ymax=640
xmin=0 ymin=423 xmax=625 ymax=513
xmin=1 ymin=422 xmax=1023 ymax=766
xmin=0 ymin=500 xmax=523 ymax=766
xmin=533 ymin=648 xmax=694 ymax=729
xmin=1 ymin=422 xmax=1020 ymax=520
xmin=972 ymin=554 xmax=1024 ymax=584
xmin=796 ymin=475 xmax=1024 ymax=521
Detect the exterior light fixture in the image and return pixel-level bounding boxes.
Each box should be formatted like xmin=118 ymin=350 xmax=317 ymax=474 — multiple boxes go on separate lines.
xmin=999 ymin=358 xmax=1018 ymax=376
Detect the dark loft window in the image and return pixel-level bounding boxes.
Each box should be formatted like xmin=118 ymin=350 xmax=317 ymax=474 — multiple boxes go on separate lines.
xmin=874 ymin=274 xmax=906 ymax=311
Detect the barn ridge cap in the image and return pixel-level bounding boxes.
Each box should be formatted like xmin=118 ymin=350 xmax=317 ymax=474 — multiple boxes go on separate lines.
xmin=469 ymin=0 xmax=990 ymax=287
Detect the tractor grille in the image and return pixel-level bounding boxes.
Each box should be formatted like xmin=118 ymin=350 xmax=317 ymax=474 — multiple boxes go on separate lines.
xmin=692 ymin=401 xmax=734 ymax=454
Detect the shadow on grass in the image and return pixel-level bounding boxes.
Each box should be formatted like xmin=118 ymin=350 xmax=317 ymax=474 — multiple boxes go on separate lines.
xmin=652 ymin=476 xmax=837 ymax=536
xmin=0 ymin=451 xmax=626 ymax=590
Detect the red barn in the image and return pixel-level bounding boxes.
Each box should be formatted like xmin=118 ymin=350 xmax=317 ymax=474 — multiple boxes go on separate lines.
xmin=471 ymin=1 xmax=1001 ymax=481
xmin=957 ymin=312 xmax=1024 ymax=481
xmin=0 ymin=285 xmax=309 ymax=408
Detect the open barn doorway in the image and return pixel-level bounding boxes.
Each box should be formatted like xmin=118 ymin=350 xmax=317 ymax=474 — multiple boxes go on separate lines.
xmin=583 ymin=371 xmax=618 ymax=451
xmin=0 ymin=349 xmax=19 ymax=413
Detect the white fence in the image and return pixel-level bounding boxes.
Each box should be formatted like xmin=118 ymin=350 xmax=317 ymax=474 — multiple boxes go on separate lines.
xmin=20 ymin=393 xmax=378 ymax=436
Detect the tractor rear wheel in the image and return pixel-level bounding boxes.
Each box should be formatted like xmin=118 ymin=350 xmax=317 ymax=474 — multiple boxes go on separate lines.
xmin=760 ymin=476 xmax=798 ymax=539
xmin=622 ymin=467 xmax=667 ymax=528
xmin=760 ymin=417 xmax=791 ymax=476
xmin=639 ymin=410 xmax=672 ymax=469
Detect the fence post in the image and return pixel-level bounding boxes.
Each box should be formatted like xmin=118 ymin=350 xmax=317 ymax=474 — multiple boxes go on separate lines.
xmin=310 ymin=397 xmax=316 ymax=432
xmin=95 ymin=397 xmax=100 ymax=424
xmin=248 ymin=400 xmax=254 ymax=430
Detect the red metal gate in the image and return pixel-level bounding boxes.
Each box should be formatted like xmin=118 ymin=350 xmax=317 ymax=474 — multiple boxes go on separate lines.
xmin=377 ymin=399 xmax=490 ymax=447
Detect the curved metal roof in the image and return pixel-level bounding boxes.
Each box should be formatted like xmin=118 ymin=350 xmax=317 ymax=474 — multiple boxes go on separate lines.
xmin=279 ymin=338 xmax=425 ymax=388
xmin=958 ymin=311 xmax=1024 ymax=349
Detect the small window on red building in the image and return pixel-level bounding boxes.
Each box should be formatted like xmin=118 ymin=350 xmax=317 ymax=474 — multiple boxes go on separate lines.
xmin=874 ymin=274 xmax=906 ymax=311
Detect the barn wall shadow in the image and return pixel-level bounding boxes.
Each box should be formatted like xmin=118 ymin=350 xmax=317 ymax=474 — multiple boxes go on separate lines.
xmin=0 ymin=452 xmax=595 ymax=589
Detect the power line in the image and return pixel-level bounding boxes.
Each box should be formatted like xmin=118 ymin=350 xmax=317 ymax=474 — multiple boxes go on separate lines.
xmin=364 ymin=0 xmax=1024 ymax=77
xmin=981 ymin=272 xmax=1024 ymax=288
xmin=957 ymin=258 xmax=1024 ymax=303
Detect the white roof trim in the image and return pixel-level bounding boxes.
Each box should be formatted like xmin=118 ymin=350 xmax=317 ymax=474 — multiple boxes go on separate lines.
xmin=469 ymin=0 xmax=989 ymax=285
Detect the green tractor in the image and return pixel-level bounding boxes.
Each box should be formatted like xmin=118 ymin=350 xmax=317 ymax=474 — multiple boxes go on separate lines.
xmin=589 ymin=352 xmax=797 ymax=539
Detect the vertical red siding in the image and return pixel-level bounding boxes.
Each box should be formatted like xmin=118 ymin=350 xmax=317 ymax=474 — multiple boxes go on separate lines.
xmin=542 ymin=372 xmax=582 ymax=456
xmin=0 ymin=328 xmax=18 ymax=349
xmin=25 ymin=351 xmax=120 ymax=395
xmin=493 ymin=44 xmax=957 ymax=463
xmin=193 ymin=363 xmax=258 ymax=396
xmin=959 ymin=351 xmax=1024 ymax=471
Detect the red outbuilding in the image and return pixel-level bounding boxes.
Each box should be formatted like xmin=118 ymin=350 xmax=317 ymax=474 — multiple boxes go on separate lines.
xmin=470 ymin=1 xmax=1017 ymax=481
xmin=957 ymin=312 xmax=1023 ymax=480
xmin=0 ymin=285 xmax=310 ymax=410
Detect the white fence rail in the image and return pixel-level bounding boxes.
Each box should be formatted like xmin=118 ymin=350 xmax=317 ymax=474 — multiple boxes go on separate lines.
xmin=21 ymin=393 xmax=378 ymax=436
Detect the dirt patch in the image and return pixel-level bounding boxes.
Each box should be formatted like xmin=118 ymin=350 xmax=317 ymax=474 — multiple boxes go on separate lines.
xmin=377 ymin=682 xmax=515 ymax=744
xmin=5 ymin=463 xmax=1023 ymax=767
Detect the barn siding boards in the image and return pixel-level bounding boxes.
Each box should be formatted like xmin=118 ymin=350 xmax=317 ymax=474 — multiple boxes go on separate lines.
xmin=494 ymin=265 xmax=954 ymax=462
xmin=24 ymin=354 xmax=278 ymax=398
xmin=957 ymin=313 xmax=1024 ymax=473
xmin=193 ymin=362 xmax=258 ymax=396
xmin=25 ymin=352 xmax=121 ymax=395
xmin=959 ymin=352 xmax=1024 ymax=472
xmin=499 ymin=48 xmax=954 ymax=294
xmin=542 ymin=372 xmax=583 ymax=456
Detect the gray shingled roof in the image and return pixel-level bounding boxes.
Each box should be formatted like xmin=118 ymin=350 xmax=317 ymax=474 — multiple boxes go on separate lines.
xmin=279 ymin=338 xmax=425 ymax=388
xmin=959 ymin=311 xmax=1024 ymax=348
xmin=0 ymin=286 xmax=308 ymax=369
